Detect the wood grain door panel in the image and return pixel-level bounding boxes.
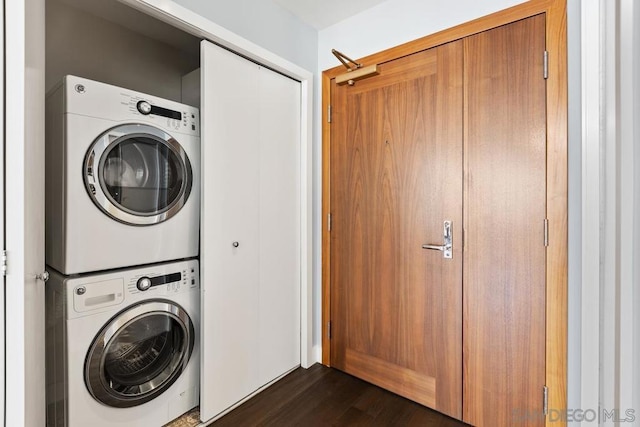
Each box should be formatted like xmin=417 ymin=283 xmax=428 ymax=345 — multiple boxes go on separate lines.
xmin=463 ymin=15 xmax=547 ymax=427
xmin=330 ymin=41 xmax=463 ymax=419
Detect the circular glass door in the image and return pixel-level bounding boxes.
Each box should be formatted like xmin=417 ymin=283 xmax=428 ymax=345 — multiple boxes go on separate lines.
xmin=84 ymin=124 xmax=193 ymax=226
xmin=85 ymin=301 xmax=195 ymax=408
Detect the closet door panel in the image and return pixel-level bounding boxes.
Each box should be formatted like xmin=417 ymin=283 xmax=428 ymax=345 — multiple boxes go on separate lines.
xmin=463 ymin=14 xmax=547 ymax=427
xmin=201 ymin=40 xmax=301 ymax=422
xmin=201 ymin=41 xmax=261 ymax=421
xmin=257 ymin=66 xmax=301 ymax=385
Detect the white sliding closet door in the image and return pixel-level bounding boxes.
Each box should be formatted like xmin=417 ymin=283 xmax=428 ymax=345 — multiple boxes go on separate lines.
xmin=200 ymin=40 xmax=301 ymax=422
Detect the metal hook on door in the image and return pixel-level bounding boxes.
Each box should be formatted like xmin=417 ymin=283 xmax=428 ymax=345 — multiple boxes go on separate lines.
xmin=36 ymin=270 xmax=50 ymax=282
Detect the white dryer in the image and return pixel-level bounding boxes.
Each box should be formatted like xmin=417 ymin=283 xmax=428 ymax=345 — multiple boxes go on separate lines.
xmin=46 ymin=259 xmax=200 ymax=427
xmin=46 ymin=75 xmax=200 ymax=275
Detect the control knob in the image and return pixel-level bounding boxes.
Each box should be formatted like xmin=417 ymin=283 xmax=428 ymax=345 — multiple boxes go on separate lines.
xmin=137 ymin=276 xmax=152 ymax=291
xmin=137 ymin=100 xmax=152 ymax=115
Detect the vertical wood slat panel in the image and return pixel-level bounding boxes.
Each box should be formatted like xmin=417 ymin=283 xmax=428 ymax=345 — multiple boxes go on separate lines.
xmin=463 ymin=15 xmax=547 ymax=427
xmin=321 ymin=73 xmax=332 ymax=366
xmin=544 ymin=2 xmax=568 ymax=422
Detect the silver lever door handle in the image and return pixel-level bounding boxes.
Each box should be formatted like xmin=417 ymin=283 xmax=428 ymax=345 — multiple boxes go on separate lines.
xmin=422 ymin=244 xmax=446 ymax=251
xmin=421 ymin=220 xmax=452 ymax=259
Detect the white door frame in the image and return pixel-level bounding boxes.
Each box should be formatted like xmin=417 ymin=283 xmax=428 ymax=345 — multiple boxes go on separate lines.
xmin=5 ymin=0 xmax=46 ymax=425
xmin=119 ymin=0 xmax=316 ymax=368
xmin=580 ymin=0 xmax=640 ymax=418
xmin=0 ymin=0 xmax=5 ymax=423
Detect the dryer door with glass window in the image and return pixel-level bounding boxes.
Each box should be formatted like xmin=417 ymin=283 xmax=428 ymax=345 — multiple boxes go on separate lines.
xmin=84 ymin=124 xmax=193 ymax=226
xmin=84 ymin=300 xmax=195 ymax=408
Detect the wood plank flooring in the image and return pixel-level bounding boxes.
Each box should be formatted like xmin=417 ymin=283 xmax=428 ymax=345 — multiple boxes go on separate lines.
xmin=207 ymin=364 xmax=469 ymax=426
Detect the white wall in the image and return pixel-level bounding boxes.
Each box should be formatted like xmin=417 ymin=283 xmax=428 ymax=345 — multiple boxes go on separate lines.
xmin=577 ymin=0 xmax=640 ymax=423
xmin=318 ymin=0 xmax=526 ymax=71
xmin=171 ymin=0 xmax=317 ymax=73
xmin=634 ymin=0 xmax=640 ymax=417
xmin=46 ymin=0 xmax=199 ymax=101
xmin=598 ymin=0 xmax=639 ymax=421
xmin=617 ymin=0 xmax=638 ymax=416
xmin=631 ymin=0 xmax=640 ymax=412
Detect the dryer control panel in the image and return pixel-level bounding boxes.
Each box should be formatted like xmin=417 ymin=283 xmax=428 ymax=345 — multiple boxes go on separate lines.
xmin=123 ymin=95 xmax=199 ymax=135
xmin=62 ymin=75 xmax=200 ymax=137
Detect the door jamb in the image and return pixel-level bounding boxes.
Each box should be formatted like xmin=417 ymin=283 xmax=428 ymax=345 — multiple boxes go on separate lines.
xmin=321 ymin=0 xmax=568 ymax=424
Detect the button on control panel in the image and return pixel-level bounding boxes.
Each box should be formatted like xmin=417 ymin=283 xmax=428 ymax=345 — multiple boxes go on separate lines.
xmin=137 ymin=100 xmax=152 ymax=115
xmin=136 ymin=277 xmax=152 ymax=291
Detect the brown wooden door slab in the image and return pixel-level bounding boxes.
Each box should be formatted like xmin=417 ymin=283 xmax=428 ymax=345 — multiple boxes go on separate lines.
xmin=330 ymin=41 xmax=463 ymax=419
xmin=463 ymin=15 xmax=547 ymax=427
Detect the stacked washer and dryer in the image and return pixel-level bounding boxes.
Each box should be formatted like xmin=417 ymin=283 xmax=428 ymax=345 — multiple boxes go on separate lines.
xmin=45 ymin=76 xmax=201 ymax=427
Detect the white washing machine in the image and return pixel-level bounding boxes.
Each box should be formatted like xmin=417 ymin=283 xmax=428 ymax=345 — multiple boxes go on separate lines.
xmin=46 ymin=259 xmax=200 ymax=427
xmin=46 ymin=75 xmax=200 ymax=275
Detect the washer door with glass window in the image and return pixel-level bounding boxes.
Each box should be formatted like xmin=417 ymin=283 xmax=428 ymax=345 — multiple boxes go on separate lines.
xmin=84 ymin=124 xmax=193 ymax=226
xmin=85 ymin=300 xmax=195 ymax=408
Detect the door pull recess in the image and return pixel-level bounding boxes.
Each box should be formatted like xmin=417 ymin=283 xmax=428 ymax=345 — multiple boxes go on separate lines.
xmin=422 ymin=220 xmax=453 ymax=259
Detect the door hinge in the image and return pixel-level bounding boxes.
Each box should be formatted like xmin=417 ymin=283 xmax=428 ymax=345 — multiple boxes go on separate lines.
xmin=543 ymin=385 xmax=549 ymax=415
xmin=327 ymin=213 xmax=332 ymax=232
xmin=462 ymin=227 xmax=466 ymax=251
xmin=544 ymin=218 xmax=549 ymax=247
xmin=543 ymin=51 xmax=549 ymax=79
xmin=1 ymin=250 xmax=6 ymax=276
xmin=327 ymin=105 xmax=332 ymax=123
xmin=327 ymin=321 xmax=332 ymax=339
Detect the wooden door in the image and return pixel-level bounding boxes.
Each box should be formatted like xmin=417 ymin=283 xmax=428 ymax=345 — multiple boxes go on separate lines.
xmin=330 ymin=41 xmax=463 ymax=419
xmin=200 ymin=40 xmax=301 ymax=422
xmin=463 ymin=15 xmax=547 ymax=426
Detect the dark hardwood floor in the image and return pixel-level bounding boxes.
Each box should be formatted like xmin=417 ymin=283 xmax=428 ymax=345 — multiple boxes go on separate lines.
xmin=208 ymin=364 xmax=469 ymax=427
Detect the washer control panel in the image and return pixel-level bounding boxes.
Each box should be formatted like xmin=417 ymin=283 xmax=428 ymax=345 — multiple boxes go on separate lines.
xmin=65 ymin=259 xmax=199 ymax=319
xmin=128 ymin=262 xmax=198 ymax=295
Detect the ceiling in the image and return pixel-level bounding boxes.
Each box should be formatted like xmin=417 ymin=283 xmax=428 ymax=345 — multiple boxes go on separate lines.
xmin=273 ymin=0 xmax=389 ymax=30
